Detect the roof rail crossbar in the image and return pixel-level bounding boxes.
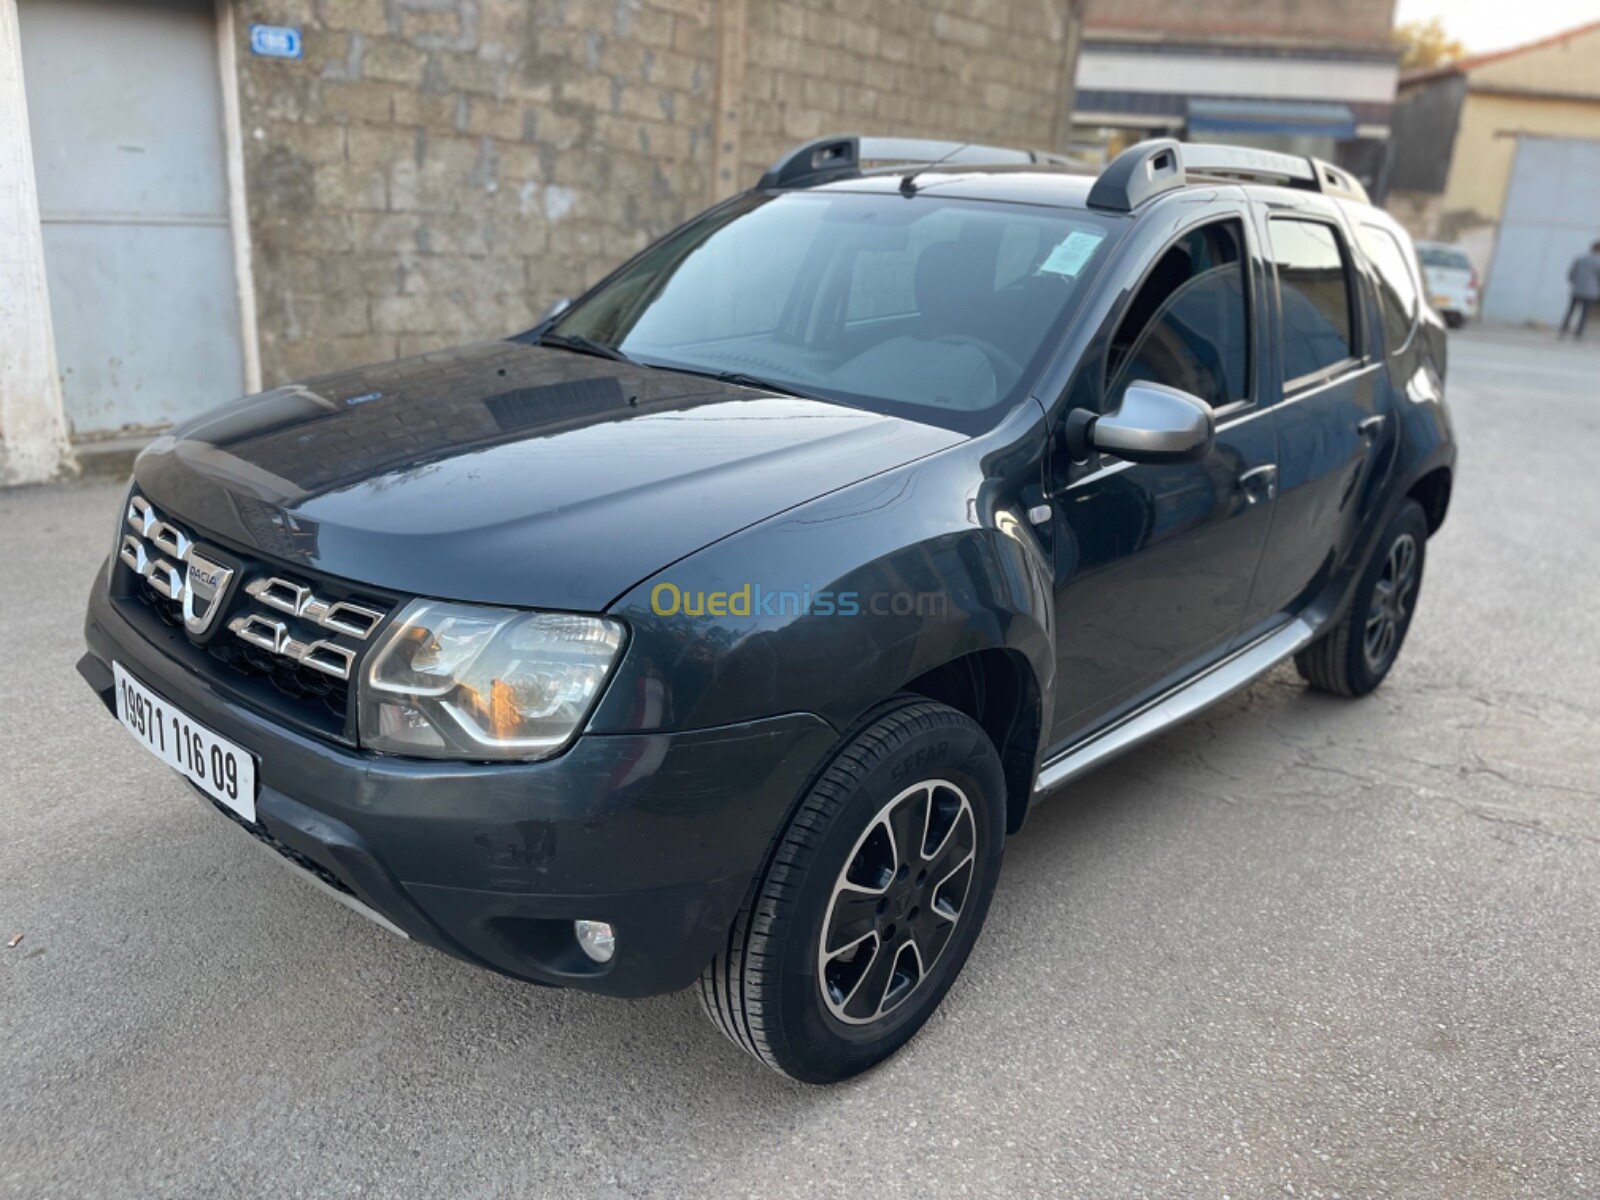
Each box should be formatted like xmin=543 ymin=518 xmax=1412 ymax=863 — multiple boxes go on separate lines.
xmin=758 ymin=134 xmax=1064 ymax=190
xmin=1087 ymin=140 xmax=1372 ymax=212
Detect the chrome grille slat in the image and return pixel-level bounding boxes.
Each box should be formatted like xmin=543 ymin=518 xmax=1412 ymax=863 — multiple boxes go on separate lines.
xmin=118 ymin=534 xmax=149 ymax=574
xmin=126 ymin=495 xmax=153 ymax=535
xmin=226 ymin=614 xmax=357 ymax=681
xmin=231 ymin=613 xmax=287 ymax=653
xmin=300 ymin=641 xmax=357 ymax=680
xmin=146 ymin=519 xmax=192 ymax=561
xmin=246 ymin=575 xmax=385 ymax=641
xmin=145 ymin=559 xmax=182 ymax=600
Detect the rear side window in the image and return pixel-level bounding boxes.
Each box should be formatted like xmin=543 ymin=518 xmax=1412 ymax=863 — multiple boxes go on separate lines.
xmin=1106 ymin=219 xmax=1251 ymax=410
xmin=1269 ymin=218 xmax=1357 ymax=384
xmin=1356 ymin=224 xmax=1420 ymax=353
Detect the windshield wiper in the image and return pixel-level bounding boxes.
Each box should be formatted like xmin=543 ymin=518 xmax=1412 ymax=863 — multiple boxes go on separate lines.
xmin=713 ymin=370 xmax=812 ymax=397
xmin=654 ymin=363 xmax=814 ymax=399
xmin=537 ymin=332 xmax=634 ymax=363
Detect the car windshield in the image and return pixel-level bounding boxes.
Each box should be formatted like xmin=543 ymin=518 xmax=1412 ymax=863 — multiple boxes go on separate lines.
xmin=1419 ymin=246 xmax=1472 ymax=271
xmin=538 ymin=190 xmax=1120 ymax=432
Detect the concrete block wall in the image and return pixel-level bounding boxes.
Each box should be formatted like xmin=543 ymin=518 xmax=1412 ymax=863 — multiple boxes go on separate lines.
xmin=235 ymin=0 xmax=723 ymax=382
xmin=232 ymin=0 xmax=1080 ymax=386
xmin=736 ymin=0 xmax=1078 ymax=187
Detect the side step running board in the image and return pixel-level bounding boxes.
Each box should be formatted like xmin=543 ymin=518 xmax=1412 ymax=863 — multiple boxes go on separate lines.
xmin=1033 ymin=617 xmax=1316 ymax=797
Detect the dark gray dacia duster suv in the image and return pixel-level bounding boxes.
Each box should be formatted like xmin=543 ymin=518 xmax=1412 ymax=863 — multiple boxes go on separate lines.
xmin=80 ymin=137 xmax=1456 ymax=1082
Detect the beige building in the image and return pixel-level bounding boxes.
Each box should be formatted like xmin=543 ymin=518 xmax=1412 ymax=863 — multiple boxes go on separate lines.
xmin=0 ymin=0 xmax=1082 ymax=486
xmin=1386 ymin=20 xmax=1600 ymax=323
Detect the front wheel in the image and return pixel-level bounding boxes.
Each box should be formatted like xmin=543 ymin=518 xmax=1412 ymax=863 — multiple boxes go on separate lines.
xmin=1295 ymin=499 xmax=1429 ymax=696
xmin=699 ymin=699 xmax=1006 ymax=1083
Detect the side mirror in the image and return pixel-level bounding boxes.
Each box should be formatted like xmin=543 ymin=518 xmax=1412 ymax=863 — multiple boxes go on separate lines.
xmin=1063 ymin=382 xmax=1215 ymax=464
xmin=538 ymin=297 xmax=573 ymax=323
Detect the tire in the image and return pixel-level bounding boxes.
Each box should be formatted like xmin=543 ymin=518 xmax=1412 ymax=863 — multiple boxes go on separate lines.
xmin=1443 ymin=311 xmax=1466 ymax=329
xmin=699 ymin=698 xmax=1006 ymax=1083
xmin=1295 ymin=500 xmax=1428 ymax=697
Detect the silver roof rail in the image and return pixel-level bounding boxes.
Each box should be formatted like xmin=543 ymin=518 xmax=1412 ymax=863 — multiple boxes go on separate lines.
xmin=1087 ymin=139 xmax=1370 ymax=212
xmin=759 ymin=135 xmax=1069 ymax=190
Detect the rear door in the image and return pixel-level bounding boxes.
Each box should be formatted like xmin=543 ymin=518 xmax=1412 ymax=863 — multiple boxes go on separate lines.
xmin=1046 ymin=208 xmax=1278 ymax=745
xmin=1240 ymin=203 xmax=1386 ymax=632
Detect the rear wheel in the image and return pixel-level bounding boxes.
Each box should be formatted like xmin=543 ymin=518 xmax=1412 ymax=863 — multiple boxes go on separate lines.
xmin=1296 ymin=500 xmax=1428 ymax=696
xmin=699 ymin=699 xmax=1005 ymax=1083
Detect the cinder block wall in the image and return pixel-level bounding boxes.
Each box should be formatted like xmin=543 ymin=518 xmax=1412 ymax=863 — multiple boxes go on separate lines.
xmin=234 ymin=0 xmax=1081 ymax=386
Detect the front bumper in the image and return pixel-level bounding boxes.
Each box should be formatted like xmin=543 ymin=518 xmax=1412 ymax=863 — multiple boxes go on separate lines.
xmin=81 ymin=564 xmax=836 ymax=997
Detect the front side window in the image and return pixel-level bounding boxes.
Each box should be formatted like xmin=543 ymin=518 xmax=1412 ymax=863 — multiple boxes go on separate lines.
xmin=1356 ymin=224 xmax=1420 ymax=353
xmin=544 ymin=191 xmax=1119 ymax=433
xmin=1269 ymin=218 xmax=1357 ymax=384
xmin=1106 ymin=219 xmax=1251 ymax=410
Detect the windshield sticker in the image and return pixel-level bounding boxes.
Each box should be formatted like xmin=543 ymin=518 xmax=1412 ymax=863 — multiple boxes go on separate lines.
xmin=1037 ymin=230 xmax=1105 ymax=279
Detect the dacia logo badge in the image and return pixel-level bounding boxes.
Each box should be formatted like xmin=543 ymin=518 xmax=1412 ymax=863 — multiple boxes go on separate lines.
xmin=182 ymin=550 xmax=235 ymax=636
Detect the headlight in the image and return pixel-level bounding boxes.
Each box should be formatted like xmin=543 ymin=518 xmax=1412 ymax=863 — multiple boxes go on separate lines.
xmin=358 ymin=601 xmax=625 ymax=760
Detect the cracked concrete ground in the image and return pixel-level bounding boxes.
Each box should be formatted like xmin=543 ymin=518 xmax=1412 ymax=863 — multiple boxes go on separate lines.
xmin=2 ymin=329 xmax=1597 ymax=1198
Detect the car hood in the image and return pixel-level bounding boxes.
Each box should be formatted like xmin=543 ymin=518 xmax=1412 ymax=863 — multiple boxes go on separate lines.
xmin=133 ymin=340 xmax=964 ymax=610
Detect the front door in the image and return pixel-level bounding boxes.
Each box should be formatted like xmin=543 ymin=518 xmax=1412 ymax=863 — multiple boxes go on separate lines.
xmin=1046 ymin=215 xmax=1278 ymax=748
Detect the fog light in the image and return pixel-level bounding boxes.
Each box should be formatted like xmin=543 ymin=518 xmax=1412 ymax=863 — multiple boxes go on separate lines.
xmin=574 ymin=919 xmax=615 ymax=963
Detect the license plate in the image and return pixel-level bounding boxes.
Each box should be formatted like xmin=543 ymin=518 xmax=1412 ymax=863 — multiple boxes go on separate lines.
xmin=114 ymin=662 xmax=258 ymax=822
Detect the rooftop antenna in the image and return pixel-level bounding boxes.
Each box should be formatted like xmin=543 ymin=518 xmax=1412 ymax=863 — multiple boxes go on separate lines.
xmin=899 ymin=142 xmax=972 ymax=196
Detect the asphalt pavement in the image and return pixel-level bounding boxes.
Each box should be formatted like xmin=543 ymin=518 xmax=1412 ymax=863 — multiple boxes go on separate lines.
xmin=3 ymin=328 xmax=1598 ymax=1198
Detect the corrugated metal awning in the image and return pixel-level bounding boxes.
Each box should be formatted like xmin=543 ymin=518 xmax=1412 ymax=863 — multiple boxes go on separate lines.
xmin=1186 ymin=99 xmax=1358 ymax=139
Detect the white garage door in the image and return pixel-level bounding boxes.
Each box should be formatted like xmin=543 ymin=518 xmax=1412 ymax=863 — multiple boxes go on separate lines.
xmin=18 ymin=0 xmax=247 ymax=437
xmin=1482 ymin=136 xmax=1600 ymax=326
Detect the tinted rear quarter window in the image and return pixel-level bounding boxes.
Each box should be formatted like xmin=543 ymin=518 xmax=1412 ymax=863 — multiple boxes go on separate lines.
xmin=1269 ymin=218 xmax=1356 ymax=384
xmin=1356 ymin=224 xmax=1420 ymax=354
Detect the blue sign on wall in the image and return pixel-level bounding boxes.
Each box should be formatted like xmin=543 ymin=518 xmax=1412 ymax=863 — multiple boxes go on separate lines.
xmin=249 ymin=24 xmax=303 ymax=59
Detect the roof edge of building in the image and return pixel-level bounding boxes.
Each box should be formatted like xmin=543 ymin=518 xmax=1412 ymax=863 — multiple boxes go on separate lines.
xmin=1401 ymin=18 xmax=1600 ymax=87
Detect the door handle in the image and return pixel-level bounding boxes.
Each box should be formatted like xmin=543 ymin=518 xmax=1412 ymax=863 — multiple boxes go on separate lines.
xmin=1237 ymin=464 xmax=1278 ymax=503
xmin=1358 ymin=414 xmax=1386 ymax=439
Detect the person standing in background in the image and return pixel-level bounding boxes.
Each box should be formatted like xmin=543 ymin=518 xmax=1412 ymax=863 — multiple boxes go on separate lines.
xmin=1561 ymin=240 xmax=1600 ymax=339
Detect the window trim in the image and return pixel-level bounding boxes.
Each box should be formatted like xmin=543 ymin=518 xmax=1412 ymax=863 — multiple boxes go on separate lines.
xmin=1267 ymin=213 xmax=1364 ymax=396
xmin=1101 ymin=212 xmax=1257 ymax=416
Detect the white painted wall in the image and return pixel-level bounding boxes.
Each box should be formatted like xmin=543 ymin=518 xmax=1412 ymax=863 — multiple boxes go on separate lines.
xmin=0 ymin=0 xmax=73 ymax=484
xmin=1078 ymin=49 xmax=1399 ymax=106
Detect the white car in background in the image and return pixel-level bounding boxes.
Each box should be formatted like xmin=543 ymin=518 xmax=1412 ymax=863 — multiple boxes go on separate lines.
xmin=1417 ymin=241 xmax=1479 ymax=328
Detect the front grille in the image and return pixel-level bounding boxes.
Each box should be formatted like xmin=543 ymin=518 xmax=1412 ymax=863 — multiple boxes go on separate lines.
xmin=114 ymin=491 xmax=397 ymax=742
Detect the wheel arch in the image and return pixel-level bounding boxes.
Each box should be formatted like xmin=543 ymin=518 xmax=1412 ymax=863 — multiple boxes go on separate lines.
xmin=900 ymin=648 xmax=1043 ymax=835
xmin=1407 ymin=465 xmax=1452 ymax=534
